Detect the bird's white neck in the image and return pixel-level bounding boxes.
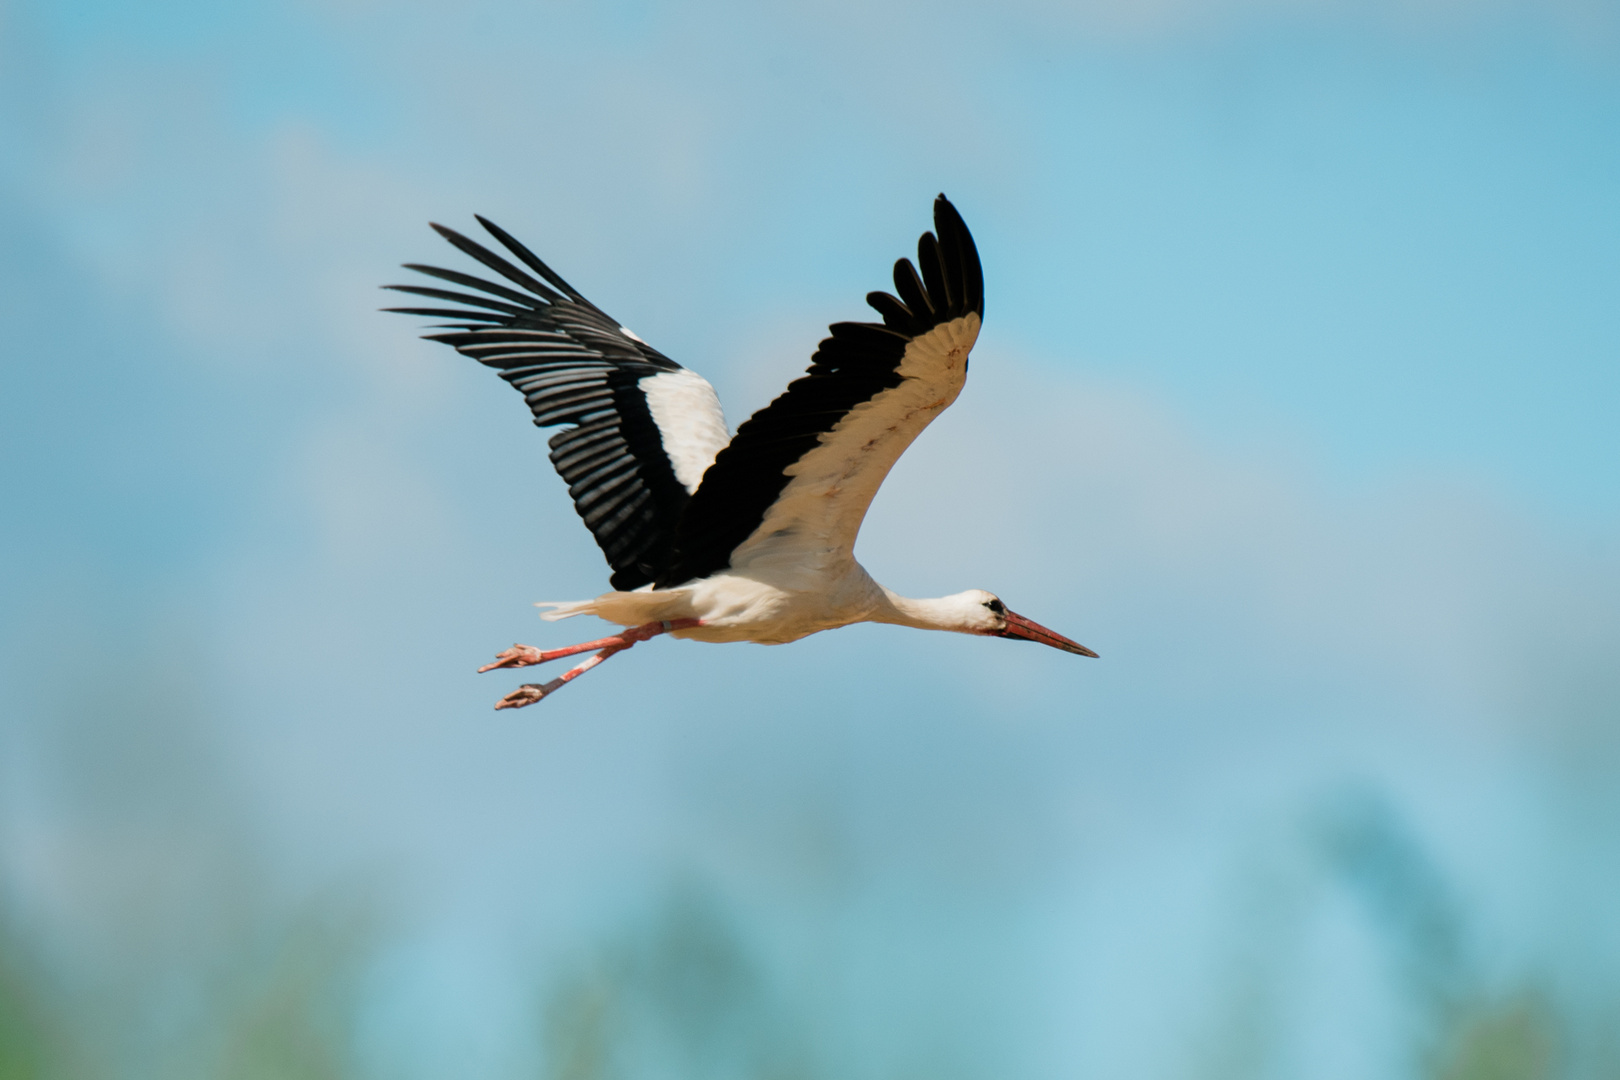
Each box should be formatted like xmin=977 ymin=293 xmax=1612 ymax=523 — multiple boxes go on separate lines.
xmin=869 ymin=587 xmax=981 ymax=634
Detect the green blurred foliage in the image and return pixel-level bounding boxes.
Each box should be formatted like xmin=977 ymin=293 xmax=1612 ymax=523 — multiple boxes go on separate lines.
xmin=0 ymin=629 xmax=371 ymax=1080
xmin=1323 ymin=794 xmax=1560 ymax=1080
xmin=0 ymin=631 xmax=1614 ymax=1080
xmin=0 ymin=914 xmax=71 ymax=1080
xmin=1437 ymin=996 xmax=1557 ymax=1080
xmin=538 ymin=886 xmax=816 ymax=1080
xmin=0 ymin=832 xmax=1613 ymax=1080
xmin=0 ymin=905 xmax=368 ymax=1080
xmin=210 ymin=914 xmax=369 ymax=1080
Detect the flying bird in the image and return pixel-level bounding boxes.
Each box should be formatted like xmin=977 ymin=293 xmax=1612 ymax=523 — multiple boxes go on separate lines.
xmin=386 ymin=195 xmax=1096 ymax=710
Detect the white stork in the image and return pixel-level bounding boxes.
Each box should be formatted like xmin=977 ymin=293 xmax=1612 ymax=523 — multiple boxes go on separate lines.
xmin=387 ymin=195 xmax=1096 ymax=710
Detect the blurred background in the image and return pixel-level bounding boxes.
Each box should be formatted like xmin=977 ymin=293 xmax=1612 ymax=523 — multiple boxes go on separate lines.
xmin=2 ymin=0 xmax=1618 ymax=1076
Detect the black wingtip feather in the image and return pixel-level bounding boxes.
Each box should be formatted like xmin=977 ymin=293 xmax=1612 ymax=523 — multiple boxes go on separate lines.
xmin=931 ymin=194 xmax=983 ymax=316
xmin=866 ymin=195 xmax=983 ymax=326
xmin=400 ymin=263 xmax=539 ymax=309
xmin=382 ymin=282 xmax=530 ymax=316
xmin=381 ymin=307 xmax=507 ymax=323
xmin=916 ymin=231 xmax=950 ymax=313
xmin=865 ymin=290 xmax=918 ymax=332
xmin=429 ymin=222 xmax=562 ymax=303
xmin=891 ymin=258 xmax=933 ymax=318
xmin=474 ymin=215 xmax=597 ymax=311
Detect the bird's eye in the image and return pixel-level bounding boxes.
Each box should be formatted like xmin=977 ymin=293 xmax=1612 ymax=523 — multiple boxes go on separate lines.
xmin=985 ymin=599 xmax=1005 ymax=614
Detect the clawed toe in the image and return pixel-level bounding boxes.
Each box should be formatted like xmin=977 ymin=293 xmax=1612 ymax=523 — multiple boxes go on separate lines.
xmin=494 ymin=684 xmax=548 ymax=710
xmin=479 ymin=644 xmax=545 ymax=673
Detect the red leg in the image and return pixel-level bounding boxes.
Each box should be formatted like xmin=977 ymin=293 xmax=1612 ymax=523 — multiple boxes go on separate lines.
xmin=494 ymin=645 xmax=627 ymax=709
xmin=478 ymin=619 xmax=701 ymax=673
xmin=486 ymin=618 xmax=702 ymax=710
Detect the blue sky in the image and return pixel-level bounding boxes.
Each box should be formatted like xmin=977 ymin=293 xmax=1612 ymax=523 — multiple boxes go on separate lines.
xmin=2 ymin=0 xmax=1618 ymax=1077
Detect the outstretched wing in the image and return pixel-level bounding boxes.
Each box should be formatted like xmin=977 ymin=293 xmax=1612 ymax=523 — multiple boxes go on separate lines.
xmin=657 ymin=194 xmax=983 ymax=589
xmin=386 ymin=218 xmax=729 ymax=590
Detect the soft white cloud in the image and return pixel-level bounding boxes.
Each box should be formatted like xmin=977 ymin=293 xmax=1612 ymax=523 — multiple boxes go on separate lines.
xmin=1006 ymin=0 xmax=1616 ymax=39
xmin=876 ymin=351 xmax=1619 ymax=725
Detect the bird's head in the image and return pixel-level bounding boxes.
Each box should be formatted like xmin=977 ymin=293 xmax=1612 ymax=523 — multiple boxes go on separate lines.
xmin=947 ymin=589 xmax=1098 ymax=657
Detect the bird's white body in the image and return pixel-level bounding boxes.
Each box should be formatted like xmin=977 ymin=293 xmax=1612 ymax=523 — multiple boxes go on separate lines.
xmin=540 ymin=564 xmax=883 ymax=644
xmin=541 ymin=563 xmax=999 ymax=646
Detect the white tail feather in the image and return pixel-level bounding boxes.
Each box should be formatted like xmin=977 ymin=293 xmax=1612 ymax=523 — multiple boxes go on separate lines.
xmin=534 ymin=600 xmax=594 ymax=621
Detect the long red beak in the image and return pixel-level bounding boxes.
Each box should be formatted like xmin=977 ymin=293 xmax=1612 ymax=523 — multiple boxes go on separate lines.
xmin=995 ymin=610 xmax=1099 ymax=657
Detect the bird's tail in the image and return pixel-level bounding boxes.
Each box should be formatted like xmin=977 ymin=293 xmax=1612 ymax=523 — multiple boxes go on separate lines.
xmin=534 ymin=588 xmax=696 ymax=628
xmin=534 ymin=599 xmax=597 ymax=622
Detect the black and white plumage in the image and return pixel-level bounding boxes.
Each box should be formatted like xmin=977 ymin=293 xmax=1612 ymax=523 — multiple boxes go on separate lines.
xmin=387 ymin=195 xmax=1095 ymax=709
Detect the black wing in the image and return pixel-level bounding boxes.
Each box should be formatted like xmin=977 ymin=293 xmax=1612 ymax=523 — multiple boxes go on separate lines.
xmin=655 ymin=194 xmax=984 ymax=589
xmin=385 ymin=218 xmax=721 ymax=591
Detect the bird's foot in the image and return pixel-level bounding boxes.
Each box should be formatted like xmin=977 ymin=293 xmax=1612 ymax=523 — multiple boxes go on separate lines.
xmin=480 ymin=644 xmax=547 ymax=671
xmin=495 ymin=683 xmax=549 ymax=710
xmin=479 ymin=635 xmax=627 ymax=672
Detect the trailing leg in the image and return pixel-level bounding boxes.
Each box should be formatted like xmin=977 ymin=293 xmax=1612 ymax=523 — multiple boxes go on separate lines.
xmin=493 ymin=645 xmax=627 ymax=709
xmin=479 ymin=619 xmax=700 ymax=673
xmin=485 ymin=619 xmax=702 ymax=710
